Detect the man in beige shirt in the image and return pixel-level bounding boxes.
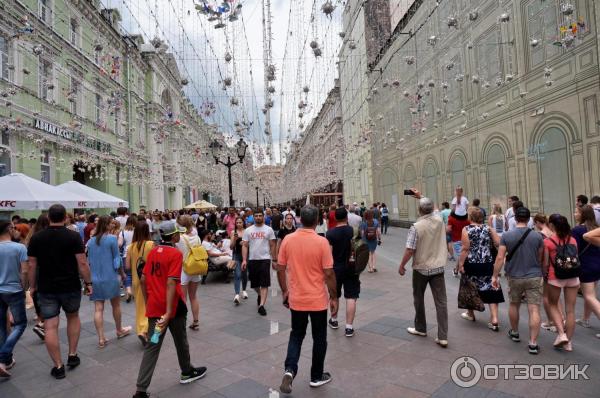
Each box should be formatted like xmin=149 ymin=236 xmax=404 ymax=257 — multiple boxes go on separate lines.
xmin=398 ymin=190 xmax=448 ymax=348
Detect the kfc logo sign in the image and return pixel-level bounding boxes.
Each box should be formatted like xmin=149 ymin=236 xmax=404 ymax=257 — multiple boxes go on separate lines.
xmin=0 ymin=201 xmax=17 ymax=208
xmin=78 ymin=201 xmax=88 ymax=207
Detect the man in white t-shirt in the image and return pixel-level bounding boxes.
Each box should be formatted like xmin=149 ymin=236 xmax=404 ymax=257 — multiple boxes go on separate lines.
xmin=451 ymin=186 xmax=469 ymax=217
xmin=242 ymin=208 xmax=277 ymax=316
xmin=115 ymin=207 xmax=129 ymax=230
xmin=591 ymin=196 xmax=600 ymax=225
xmin=347 ymin=205 xmax=362 ymax=231
xmin=504 ymin=195 xmax=519 ymax=231
xmin=199 ymin=230 xmax=232 ymax=267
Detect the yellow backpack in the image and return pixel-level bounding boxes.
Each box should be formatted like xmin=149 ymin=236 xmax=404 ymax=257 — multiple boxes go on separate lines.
xmin=182 ymin=236 xmax=209 ymax=276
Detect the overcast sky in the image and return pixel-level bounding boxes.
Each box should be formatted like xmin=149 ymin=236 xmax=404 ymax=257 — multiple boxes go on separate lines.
xmin=109 ymin=0 xmax=342 ymax=165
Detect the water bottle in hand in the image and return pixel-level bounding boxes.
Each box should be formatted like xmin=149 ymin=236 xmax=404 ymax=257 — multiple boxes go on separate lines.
xmin=150 ymin=324 xmax=162 ymax=344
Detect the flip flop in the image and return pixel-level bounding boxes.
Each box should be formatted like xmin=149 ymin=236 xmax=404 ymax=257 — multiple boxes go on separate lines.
xmin=98 ymin=339 xmax=109 ymax=349
xmin=117 ymin=326 xmax=132 ymax=339
xmin=189 ymin=320 xmax=200 ymax=331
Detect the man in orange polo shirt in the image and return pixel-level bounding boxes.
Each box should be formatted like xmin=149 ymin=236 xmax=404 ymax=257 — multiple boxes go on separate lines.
xmin=276 ymin=205 xmax=337 ymax=394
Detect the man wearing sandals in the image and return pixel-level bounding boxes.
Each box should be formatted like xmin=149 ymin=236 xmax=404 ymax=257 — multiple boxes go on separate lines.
xmin=132 ymin=222 xmax=206 ymax=398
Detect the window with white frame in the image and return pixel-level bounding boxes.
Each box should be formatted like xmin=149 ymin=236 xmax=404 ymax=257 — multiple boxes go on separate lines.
xmin=95 ymin=93 xmax=102 ymax=122
xmin=70 ymin=18 xmax=80 ymax=47
xmin=38 ymin=0 xmax=52 ymax=25
xmin=69 ymin=77 xmax=80 ymax=115
xmin=40 ymin=149 xmax=50 ymax=183
xmin=527 ymin=0 xmax=560 ymax=69
xmin=0 ymin=130 xmax=10 ymax=177
xmin=116 ymin=166 xmax=121 ymax=185
xmin=39 ymin=58 xmax=52 ymax=101
xmin=0 ymin=36 xmax=9 ymax=81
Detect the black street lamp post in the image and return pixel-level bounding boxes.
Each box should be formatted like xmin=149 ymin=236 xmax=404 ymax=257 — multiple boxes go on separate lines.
xmin=255 ymin=186 xmax=259 ymax=209
xmin=210 ymin=138 xmax=248 ymax=207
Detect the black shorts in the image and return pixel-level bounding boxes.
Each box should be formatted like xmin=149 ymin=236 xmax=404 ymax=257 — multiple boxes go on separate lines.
xmin=248 ymin=259 xmax=271 ymax=288
xmin=38 ymin=290 xmax=82 ymax=320
xmin=335 ymin=268 xmax=360 ymax=299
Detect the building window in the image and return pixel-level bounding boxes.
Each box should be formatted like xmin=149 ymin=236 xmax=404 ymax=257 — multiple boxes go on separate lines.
xmin=450 ymin=154 xmax=466 ymax=192
xmin=0 ymin=130 xmax=10 ymax=177
xmin=423 ymin=162 xmax=439 ymax=205
xmin=486 ymin=144 xmax=508 ymax=210
xmin=39 ymin=58 xmax=52 ymax=101
xmin=95 ymin=93 xmax=102 ymax=122
xmin=114 ymin=108 xmax=120 ymax=136
xmin=538 ymin=127 xmax=571 ymax=218
xmin=477 ymin=29 xmax=502 ymax=89
xmin=40 ymin=149 xmax=51 ymax=183
xmin=527 ymin=0 xmax=560 ymax=69
xmin=38 ymin=0 xmax=52 ymax=25
xmin=116 ymin=166 xmax=121 ymax=185
xmin=70 ymin=18 xmax=79 ymax=47
xmin=69 ymin=78 xmax=80 ymax=115
xmin=0 ymin=36 xmax=9 ymax=81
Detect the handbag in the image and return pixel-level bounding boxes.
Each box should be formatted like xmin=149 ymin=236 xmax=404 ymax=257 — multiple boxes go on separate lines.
xmin=457 ymin=274 xmax=485 ymax=312
xmin=135 ymin=242 xmax=148 ymax=279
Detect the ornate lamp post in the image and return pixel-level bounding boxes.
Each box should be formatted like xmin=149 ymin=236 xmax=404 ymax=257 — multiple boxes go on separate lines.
xmin=210 ymin=137 xmax=248 ymax=206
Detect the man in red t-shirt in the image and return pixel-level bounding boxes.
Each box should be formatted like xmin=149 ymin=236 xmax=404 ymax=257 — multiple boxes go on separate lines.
xmin=327 ymin=204 xmax=337 ymax=230
xmin=447 ymin=211 xmax=471 ymax=277
xmin=133 ymin=222 xmax=207 ymax=398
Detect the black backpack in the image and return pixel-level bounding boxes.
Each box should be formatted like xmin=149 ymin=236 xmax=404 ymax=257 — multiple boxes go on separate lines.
xmin=348 ymin=234 xmax=370 ymax=275
xmin=549 ymin=237 xmax=581 ymax=279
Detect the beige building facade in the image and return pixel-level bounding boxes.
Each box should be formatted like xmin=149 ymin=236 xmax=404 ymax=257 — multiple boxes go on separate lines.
xmin=364 ymin=0 xmax=599 ymax=223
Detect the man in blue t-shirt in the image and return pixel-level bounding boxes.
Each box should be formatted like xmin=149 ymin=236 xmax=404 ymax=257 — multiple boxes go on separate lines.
xmin=0 ymin=221 xmax=29 ymax=377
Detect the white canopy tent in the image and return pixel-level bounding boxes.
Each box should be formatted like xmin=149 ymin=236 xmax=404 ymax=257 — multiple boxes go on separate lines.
xmin=57 ymin=181 xmax=128 ymax=208
xmin=0 ymin=173 xmax=92 ymax=210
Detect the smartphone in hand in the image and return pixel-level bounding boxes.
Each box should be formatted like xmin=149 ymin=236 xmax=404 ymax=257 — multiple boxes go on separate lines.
xmin=403 ymin=189 xmax=413 ymax=196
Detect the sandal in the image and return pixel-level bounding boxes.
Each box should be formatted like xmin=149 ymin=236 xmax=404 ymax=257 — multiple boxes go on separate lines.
xmin=98 ymin=339 xmax=109 ymax=349
xmin=189 ymin=320 xmax=199 ymax=331
xmin=137 ymin=334 xmax=148 ymax=347
xmin=117 ymin=326 xmax=132 ymax=339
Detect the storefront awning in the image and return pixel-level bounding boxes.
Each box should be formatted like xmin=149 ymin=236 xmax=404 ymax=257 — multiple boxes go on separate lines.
xmin=57 ymin=181 xmax=128 ymax=209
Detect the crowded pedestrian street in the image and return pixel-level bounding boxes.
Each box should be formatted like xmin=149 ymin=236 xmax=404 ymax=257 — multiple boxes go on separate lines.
xmin=1 ymin=226 xmax=598 ymax=398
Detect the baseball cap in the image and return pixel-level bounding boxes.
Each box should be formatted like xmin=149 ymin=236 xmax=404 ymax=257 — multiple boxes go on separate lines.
xmin=159 ymin=221 xmax=186 ymax=236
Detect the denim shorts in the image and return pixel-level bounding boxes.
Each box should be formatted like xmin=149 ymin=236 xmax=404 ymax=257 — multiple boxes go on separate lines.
xmin=38 ymin=290 xmax=82 ymax=320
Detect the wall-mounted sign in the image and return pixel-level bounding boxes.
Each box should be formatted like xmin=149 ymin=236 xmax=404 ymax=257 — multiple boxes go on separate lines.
xmin=34 ymin=119 xmax=112 ymax=154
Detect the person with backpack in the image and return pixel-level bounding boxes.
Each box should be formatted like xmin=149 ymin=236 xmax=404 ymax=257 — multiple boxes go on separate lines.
xmin=380 ymin=203 xmax=389 ymax=235
xmin=360 ymin=210 xmax=381 ymax=273
xmin=175 ymin=216 xmax=203 ymax=332
xmin=126 ymin=220 xmax=154 ymax=347
xmin=326 ymin=208 xmax=360 ymax=337
xmin=398 ymin=192 xmax=448 ymax=348
xmin=492 ymin=207 xmax=544 ymax=354
xmin=543 ymin=214 xmax=580 ymax=351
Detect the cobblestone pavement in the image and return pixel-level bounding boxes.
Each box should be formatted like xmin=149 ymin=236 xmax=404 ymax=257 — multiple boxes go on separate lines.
xmin=2 ymin=227 xmax=599 ymax=397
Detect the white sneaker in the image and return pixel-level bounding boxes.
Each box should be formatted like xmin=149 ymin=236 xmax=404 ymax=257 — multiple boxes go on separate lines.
xmin=576 ymin=319 xmax=590 ymax=328
xmin=406 ymin=327 xmax=427 ymax=337
xmin=242 ymin=291 xmax=248 ymax=299
xmin=460 ymin=312 xmax=475 ymax=322
xmin=435 ymin=338 xmax=448 ymax=348
xmin=233 ymin=295 xmax=240 ymax=305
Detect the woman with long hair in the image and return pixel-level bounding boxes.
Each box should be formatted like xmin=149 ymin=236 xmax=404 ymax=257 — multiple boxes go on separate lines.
xmin=572 ymin=205 xmax=600 ymax=331
xmin=315 ymin=209 xmax=328 ymax=237
xmin=65 ymin=213 xmax=78 ymax=232
xmin=230 ymin=216 xmax=249 ymax=304
xmin=24 ymin=214 xmax=49 ymax=340
xmin=121 ymin=216 xmax=136 ymax=302
xmin=458 ymin=207 xmax=504 ymax=329
xmin=276 ymin=213 xmax=297 ymax=258
xmin=125 ymin=220 xmax=153 ymax=346
xmin=544 ymin=214 xmax=580 ymax=351
xmin=361 ymin=210 xmax=381 ymax=273
xmin=175 ymin=215 xmax=202 ymax=331
xmin=488 ymin=204 xmax=505 ymax=239
xmin=87 ymin=216 xmax=131 ymax=348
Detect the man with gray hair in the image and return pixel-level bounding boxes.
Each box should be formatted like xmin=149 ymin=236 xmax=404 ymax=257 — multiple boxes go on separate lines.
xmin=398 ymin=190 xmax=448 ymax=348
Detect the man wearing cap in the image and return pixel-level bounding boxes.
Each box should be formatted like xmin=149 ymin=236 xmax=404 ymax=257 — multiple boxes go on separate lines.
xmin=133 ymin=222 xmax=207 ymax=398
xmin=492 ymin=206 xmax=544 ymax=355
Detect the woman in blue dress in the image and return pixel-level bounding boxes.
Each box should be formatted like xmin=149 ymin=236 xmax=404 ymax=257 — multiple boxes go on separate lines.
xmin=87 ymin=215 xmax=132 ymax=347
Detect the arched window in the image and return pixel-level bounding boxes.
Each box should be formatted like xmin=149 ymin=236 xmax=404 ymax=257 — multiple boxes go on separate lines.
xmin=450 ymin=153 xmax=466 ymax=192
xmin=379 ymin=169 xmax=398 ymax=215
xmin=423 ymin=161 xmax=439 ymax=205
xmin=404 ymin=165 xmax=417 ymax=220
xmin=538 ymin=127 xmax=571 ymax=217
xmin=486 ymin=144 xmax=508 ymax=210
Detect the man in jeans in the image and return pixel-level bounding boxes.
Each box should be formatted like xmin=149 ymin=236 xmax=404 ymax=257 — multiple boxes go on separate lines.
xmin=0 ymin=221 xmax=28 ymax=377
xmin=28 ymin=204 xmax=93 ymax=379
xmin=133 ymin=222 xmax=206 ymax=398
xmin=492 ymin=206 xmax=544 ymax=354
xmin=276 ymin=205 xmax=337 ymax=394
xmin=398 ymin=192 xmax=448 ymax=348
